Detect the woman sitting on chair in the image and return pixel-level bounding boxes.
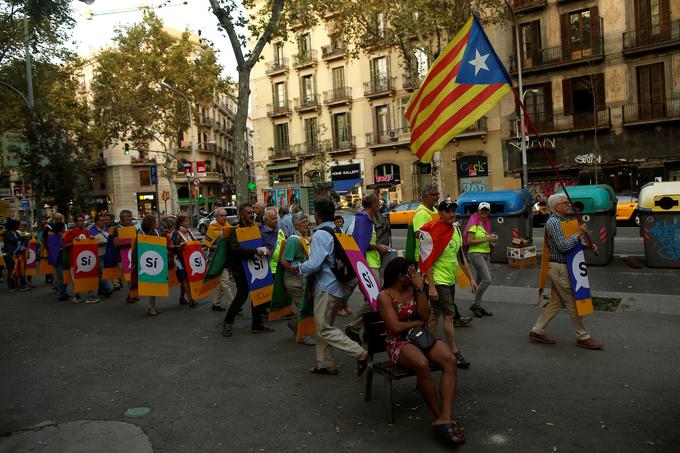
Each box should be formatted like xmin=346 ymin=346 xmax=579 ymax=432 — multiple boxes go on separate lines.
xmin=377 ymin=257 xmax=464 ymax=445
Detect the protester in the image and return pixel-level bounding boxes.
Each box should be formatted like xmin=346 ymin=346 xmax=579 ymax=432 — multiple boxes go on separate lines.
xmin=372 ymin=200 xmax=394 ymax=277
xmin=222 ymin=203 xmax=274 ymax=337
xmin=422 ymin=201 xmax=477 ymax=369
xmin=529 ymin=193 xmax=603 ymax=349
xmin=170 ymin=215 xmax=198 ymax=307
xmin=253 ymin=202 xmax=265 ymax=224
xmin=139 ymin=214 xmax=162 ymax=316
xmin=63 ymin=214 xmax=98 ymax=304
xmin=18 ymin=221 xmax=35 ymax=288
xmin=203 ymin=207 xmax=233 ymax=312
xmin=88 ymin=214 xmax=113 ymax=298
xmin=112 ymin=210 xmax=136 ymax=303
xmin=377 ymin=257 xmax=464 ymax=445
xmin=295 ymin=198 xmax=368 ymax=376
xmin=106 ymin=213 xmax=123 ymax=290
xmin=260 ymin=207 xmax=285 ymax=317
xmin=344 ymin=194 xmax=390 ymax=340
xmin=279 ymin=211 xmax=315 ymax=346
xmin=47 ymin=214 xmax=69 ymax=301
xmin=3 ymin=219 xmax=28 ymax=292
xmin=39 ymin=219 xmax=54 ymax=286
xmin=333 ymin=215 xmax=344 ymax=232
xmin=464 ymin=202 xmax=496 ymax=317
xmin=280 ymin=203 xmax=300 ymax=238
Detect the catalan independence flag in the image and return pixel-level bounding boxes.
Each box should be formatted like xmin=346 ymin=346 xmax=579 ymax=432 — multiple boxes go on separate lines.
xmin=406 ymin=16 xmax=512 ymax=163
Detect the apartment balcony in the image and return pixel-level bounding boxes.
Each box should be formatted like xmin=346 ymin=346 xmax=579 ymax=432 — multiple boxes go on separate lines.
xmin=131 ymin=156 xmax=156 ymax=166
xmin=267 ymin=100 xmax=292 ymax=118
xmin=265 ymin=58 xmax=289 ymax=76
xmin=329 ymin=136 xmax=356 ymax=154
xmin=323 ymin=86 xmax=352 ymax=107
xmin=364 ymin=76 xmax=396 ymax=98
xmin=509 ymin=32 xmax=604 ymax=75
xmin=510 ymin=109 xmax=611 ymax=137
xmin=294 ymin=93 xmax=321 ymax=113
xmin=366 ymin=128 xmax=410 ymax=148
xmin=197 ymin=142 xmax=217 ymax=153
xmin=622 ymin=20 xmax=680 ymax=56
xmin=622 ymin=99 xmax=680 ymax=126
xmin=216 ymin=100 xmax=235 ymax=116
xmin=293 ymin=140 xmax=325 ymax=157
xmin=199 ymin=117 xmax=215 ymax=128
xmin=268 ymin=145 xmax=293 ymax=161
xmin=511 ymin=0 xmax=546 ymax=13
xmin=402 ymin=74 xmax=424 ymax=92
xmin=321 ymin=43 xmax=347 ymax=61
xmin=225 ymin=149 xmax=235 ymax=161
xmin=454 ymin=116 xmax=489 ymax=140
xmin=173 ymin=171 xmax=223 ymax=183
xmin=292 ymin=50 xmax=318 ymax=70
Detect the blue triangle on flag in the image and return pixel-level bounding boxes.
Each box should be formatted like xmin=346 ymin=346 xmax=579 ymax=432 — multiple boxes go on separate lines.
xmin=456 ymin=16 xmax=512 ymax=85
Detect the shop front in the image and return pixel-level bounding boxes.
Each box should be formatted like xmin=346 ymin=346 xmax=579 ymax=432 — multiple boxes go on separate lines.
xmin=457 ymin=155 xmax=489 ymax=193
xmin=330 ymin=163 xmax=362 ymax=207
xmin=136 ymin=192 xmax=157 ymax=216
xmin=367 ymin=163 xmax=402 ymax=208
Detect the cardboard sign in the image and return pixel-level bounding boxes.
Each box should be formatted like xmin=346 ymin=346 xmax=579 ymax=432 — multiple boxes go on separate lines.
xmin=25 ymin=238 xmax=38 ymax=276
xmin=137 ymin=234 xmax=169 ymax=297
xmin=182 ymin=240 xmax=207 ymax=298
xmin=72 ymin=238 xmax=99 ymax=292
xmin=236 ymin=225 xmax=273 ymax=307
xmin=117 ymin=226 xmax=137 ymax=281
xmin=335 ymin=233 xmax=381 ymax=311
xmin=565 ymin=242 xmax=594 ymax=316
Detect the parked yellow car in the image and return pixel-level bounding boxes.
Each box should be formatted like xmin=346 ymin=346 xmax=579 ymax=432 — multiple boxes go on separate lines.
xmin=388 ymin=201 xmax=421 ymax=227
xmin=616 ymin=194 xmax=639 ymax=225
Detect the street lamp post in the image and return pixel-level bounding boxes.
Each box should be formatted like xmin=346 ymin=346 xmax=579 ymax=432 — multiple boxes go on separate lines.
xmin=161 ymin=81 xmax=198 ymax=226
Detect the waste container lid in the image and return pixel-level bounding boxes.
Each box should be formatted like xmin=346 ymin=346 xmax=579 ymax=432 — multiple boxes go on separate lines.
xmin=638 ymin=181 xmax=680 ymax=210
xmin=456 ymin=189 xmax=532 ymax=216
xmin=557 ymin=185 xmax=616 ymax=213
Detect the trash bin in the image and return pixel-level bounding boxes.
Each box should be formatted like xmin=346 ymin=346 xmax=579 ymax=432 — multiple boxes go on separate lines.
xmin=456 ymin=189 xmax=533 ymax=263
xmin=638 ymin=181 xmax=680 ymax=268
xmin=557 ymin=184 xmax=617 ymax=266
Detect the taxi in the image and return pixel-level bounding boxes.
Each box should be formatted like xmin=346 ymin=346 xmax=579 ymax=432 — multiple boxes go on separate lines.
xmin=388 ymin=201 xmax=421 ymax=227
xmin=616 ymin=193 xmax=639 ymax=225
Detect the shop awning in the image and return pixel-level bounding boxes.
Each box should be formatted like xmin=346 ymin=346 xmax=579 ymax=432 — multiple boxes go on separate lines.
xmin=366 ymin=182 xmax=395 ymax=189
xmin=332 ymin=178 xmax=362 ymax=193
xmin=267 ymin=163 xmax=300 ymax=171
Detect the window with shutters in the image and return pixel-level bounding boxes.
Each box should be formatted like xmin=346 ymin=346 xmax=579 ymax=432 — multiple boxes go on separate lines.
xmin=139 ymin=170 xmax=151 ymax=186
xmin=274 ymin=123 xmax=289 ymax=152
xmin=371 ymin=56 xmax=389 ymax=89
xmin=304 ymin=117 xmax=319 ymax=151
xmin=332 ymin=66 xmax=345 ymax=90
xmin=274 ymin=82 xmax=286 ymax=107
xmin=375 ymin=105 xmax=390 ymax=140
xmin=332 ymin=112 xmax=352 ymax=149
xmin=636 ymin=63 xmax=666 ymax=119
xmin=569 ymin=10 xmax=591 ymax=51
xmin=562 ymin=74 xmax=605 ymax=129
xmin=298 ymin=33 xmax=311 ymax=53
xmin=273 ymin=42 xmax=284 ymax=65
xmin=524 ymin=83 xmax=553 ymax=131
xmin=399 ymin=97 xmax=410 ymax=130
xmin=520 ymin=21 xmax=541 ymax=61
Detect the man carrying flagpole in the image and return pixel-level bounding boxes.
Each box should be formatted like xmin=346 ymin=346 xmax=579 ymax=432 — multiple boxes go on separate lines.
xmin=419 ymin=201 xmax=477 ymax=369
xmin=529 ymin=193 xmax=603 ymax=349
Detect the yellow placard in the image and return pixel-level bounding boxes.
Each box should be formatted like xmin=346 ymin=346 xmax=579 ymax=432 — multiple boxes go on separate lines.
xmin=576 ymin=298 xmax=594 ymax=317
xmin=138 ymin=281 xmax=169 ymax=297
xmin=251 ymin=285 xmax=274 ymax=307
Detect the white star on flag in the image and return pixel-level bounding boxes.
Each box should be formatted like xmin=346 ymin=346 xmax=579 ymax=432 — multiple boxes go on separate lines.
xmin=468 ymin=49 xmax=490 ymax=76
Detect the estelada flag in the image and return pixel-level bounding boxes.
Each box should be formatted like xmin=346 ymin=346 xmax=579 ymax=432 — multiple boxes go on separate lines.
xmin=406 ymin=16 xmax=512 ymax=163
xmin=136 ymin=233 xmax=169 ymax=297
xmin=236 ymin=225 xmax=274 ymax=307
xmin=182 ymin=240 xmax=207 ymax=298
xmin=198 ymin=232 xmax=230 ymax=298
xmin=418 ymin=220 xmax=454 ymax=275
xmin=117 ymin=225 xmax=137 ymax=281
xmin=72 ymin=238 xmax=99 ymax=292
xmin=25 ymin=238 xmax=38 ymax=276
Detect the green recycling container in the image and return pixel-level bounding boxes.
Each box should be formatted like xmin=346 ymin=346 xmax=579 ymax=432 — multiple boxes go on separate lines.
xmin=557 ymin=184 xmax=617 ymax=266
xmin=638 ymin=181 xmax=680 ymax=268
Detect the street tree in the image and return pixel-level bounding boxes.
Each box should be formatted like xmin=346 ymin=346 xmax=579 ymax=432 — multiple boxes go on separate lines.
xmin=208 ymin=0 xmax=285 ymax=202
xmin=90 ymin=11 xmax=224 ymax=214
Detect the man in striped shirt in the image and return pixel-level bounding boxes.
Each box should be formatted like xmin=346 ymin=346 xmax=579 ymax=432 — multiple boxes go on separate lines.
xmin=529 ymin=193 xmax=603 ymax=350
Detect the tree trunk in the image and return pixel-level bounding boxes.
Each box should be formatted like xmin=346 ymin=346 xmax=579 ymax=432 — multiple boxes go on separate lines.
xmin=232 ymin=69 xmax=251 ymax=203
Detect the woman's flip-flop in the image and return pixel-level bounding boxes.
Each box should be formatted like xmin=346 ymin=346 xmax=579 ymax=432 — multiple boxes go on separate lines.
xmin=433 ymin=423 xmax=465 ymax=445
xmin=309 ymin=367 xmax=338 ymax=375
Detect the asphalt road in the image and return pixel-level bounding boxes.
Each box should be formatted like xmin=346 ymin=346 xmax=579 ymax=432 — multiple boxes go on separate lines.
xmin=1 ymin=283 xmax=679 ymax=452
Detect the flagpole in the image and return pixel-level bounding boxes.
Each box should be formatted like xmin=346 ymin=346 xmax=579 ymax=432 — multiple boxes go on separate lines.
xmin=510 ymin=88 xmax=596 ymax=252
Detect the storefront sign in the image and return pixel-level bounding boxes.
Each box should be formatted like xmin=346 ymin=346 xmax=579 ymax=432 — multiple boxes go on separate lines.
xmin=459 ymin=177 xmax=489 ymax=193
xmin=331 ymin=163 xmax=361 ymax=181
xmin=457 ymin=156 xmax=488 ymax=178
xmin=375 ymin=174 xmax=400 ymax=184
xmin=196 ymin=161 xmax=207 ymax=177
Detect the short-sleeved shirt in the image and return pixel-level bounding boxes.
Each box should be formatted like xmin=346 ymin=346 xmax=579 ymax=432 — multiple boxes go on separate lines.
xmin=269 ymin=229 xmax=286 ymax=275
xmin=282 ymin=235 xmax=309 ymax=278
xmin=432 ymin=227 xmax=462 ymax=286
xmin=467 ymin=224 xmax=491 ymax=254
xmin=412 ymin=204 xmax=437 ymax=261
xmin=366 ymin=227 xmax=380 ymax=269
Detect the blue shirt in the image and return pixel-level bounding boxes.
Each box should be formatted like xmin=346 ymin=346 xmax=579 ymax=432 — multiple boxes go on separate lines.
xmin=298 ymin=221 xmax=344 ymax=298
xmin=280 ymin=213 xmax=294 ymax=238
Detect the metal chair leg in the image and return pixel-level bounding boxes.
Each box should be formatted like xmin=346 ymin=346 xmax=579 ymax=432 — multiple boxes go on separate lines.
xmin=385 ymin=375 xmax=394 ymax=423
xmin=364 ymin=368 xmax=373 ymax=402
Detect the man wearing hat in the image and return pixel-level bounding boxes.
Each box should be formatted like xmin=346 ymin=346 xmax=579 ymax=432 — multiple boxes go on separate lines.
xmin=419 ymin=200 xmax=478 ymax=369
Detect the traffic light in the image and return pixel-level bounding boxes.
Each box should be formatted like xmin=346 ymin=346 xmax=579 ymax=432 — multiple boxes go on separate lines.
xmin=124 ymin=143 xmax=130 ymax=155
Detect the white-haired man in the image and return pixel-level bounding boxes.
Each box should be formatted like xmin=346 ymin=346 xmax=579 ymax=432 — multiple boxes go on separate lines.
xmin=529 ymin=193 xmax=603 ymax=349
xmin=204 ymin=207 xmax=232 ymax=312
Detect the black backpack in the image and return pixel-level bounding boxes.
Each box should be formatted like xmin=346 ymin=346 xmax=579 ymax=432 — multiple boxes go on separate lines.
xmin=319 ymin=226 xmax=356 ymax=283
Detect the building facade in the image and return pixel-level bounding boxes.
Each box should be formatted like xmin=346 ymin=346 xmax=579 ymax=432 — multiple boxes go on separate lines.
xmin=504 ymin=0 xmax=680 ymax=200
xmin=250 ymin=17 xmax=518 ymax=209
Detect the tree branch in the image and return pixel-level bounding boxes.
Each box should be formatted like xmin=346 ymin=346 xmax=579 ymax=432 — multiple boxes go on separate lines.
xmin=246 ymin=0 xmax=285 ymax=69
xmin=208 ymin=0 xmax=246 ymax=68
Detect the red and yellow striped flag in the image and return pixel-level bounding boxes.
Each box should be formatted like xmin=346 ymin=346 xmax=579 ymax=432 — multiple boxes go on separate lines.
xmin=406 ymin=16 xmax=512 ymax=163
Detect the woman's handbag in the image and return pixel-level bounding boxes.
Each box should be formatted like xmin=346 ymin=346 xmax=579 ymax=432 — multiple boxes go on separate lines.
xmin=406 ymin=326 xmax=436 ymax=352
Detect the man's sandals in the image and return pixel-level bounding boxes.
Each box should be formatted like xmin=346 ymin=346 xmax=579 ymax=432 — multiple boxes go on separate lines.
xmin=433 ymin=420 xmax=465 ymax=446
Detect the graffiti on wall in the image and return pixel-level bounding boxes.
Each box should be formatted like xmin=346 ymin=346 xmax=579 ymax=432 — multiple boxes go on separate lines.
xmin=645 ymin=220 xmax=680 ymax=261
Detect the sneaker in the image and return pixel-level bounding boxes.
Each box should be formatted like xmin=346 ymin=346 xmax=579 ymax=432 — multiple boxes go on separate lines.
xmin=576 ymin=338 xmax=603 ymax=350
xmin=222 ymin=323 xmax=232 ymax=337
xmin=470 ymin=306 xmax=483 ymax=318
xmin=345 ymin=326 xmax=361 ymax=345
xmin=454 ymin=351 xmax=470 ymax=369
xmin=528 ymin=331 xmax=556 ymax=344
xmin=299 ymin=335 xmax=316 ymax=346
xmin=19 ymin=287 xmax=30 ymax=291
xmin=72 ymin=296 xmax=83 ymax=304
xmin=478 ymin=307 xmax=493 ymax=316
xmin=86 ymin=297 xmax=100 ymax=304
xmin=211 ymin=304 xmax=226 ymax=312
xmin=454 ymin=317 xmax=473 ymax=327
xmin=251 ymin=326 xmax=275 ymax=334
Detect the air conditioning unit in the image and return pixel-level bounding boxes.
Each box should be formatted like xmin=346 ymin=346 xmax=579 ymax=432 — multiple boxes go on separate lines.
xmin=388 ymin=130 xmax=398 ymax=141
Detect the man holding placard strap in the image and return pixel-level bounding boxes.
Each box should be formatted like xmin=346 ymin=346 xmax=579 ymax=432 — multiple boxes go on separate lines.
xmin=529 ymin=193 xmax=603 ymax=349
